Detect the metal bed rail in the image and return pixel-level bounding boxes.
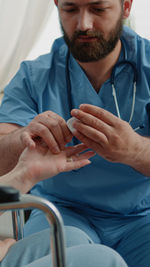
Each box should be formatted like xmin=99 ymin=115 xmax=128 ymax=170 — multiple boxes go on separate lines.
xmin=0 ymin=186 xmax=67 ymax=267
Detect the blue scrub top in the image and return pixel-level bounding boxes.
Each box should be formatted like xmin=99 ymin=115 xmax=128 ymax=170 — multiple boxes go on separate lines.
xmin=1 ymin=26 xmax=150 ymax=217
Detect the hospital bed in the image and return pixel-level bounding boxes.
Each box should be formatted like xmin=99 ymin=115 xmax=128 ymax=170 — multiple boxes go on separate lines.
xmin=0 ymin=186 xmax=67 ymax=267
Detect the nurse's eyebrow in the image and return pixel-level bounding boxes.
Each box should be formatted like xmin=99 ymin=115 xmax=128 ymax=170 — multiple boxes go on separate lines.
xmin=90 ymin=1 xmax=109 ymax=4
xmin=62 ymin=0 xmax=109 ymax=7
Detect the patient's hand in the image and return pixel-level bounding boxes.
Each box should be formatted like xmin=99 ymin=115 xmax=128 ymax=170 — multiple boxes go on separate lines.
xmin=0 ymin=238 xmax=16 ymax=261
xmin=1 ymin=140 xmax=95 ymax=194
xmin=18 ymin=142 xmax=95 ymax=183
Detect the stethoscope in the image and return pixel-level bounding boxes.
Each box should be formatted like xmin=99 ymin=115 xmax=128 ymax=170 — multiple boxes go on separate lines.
xmin=66 ymin=43 xmax=143 ymax=132
xmin=111 ymin=60 xmax=137 ymax=127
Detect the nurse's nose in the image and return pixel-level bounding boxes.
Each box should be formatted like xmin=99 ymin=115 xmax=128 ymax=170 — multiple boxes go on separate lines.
xmin=77 ymin=10 xmax=93 ymax=32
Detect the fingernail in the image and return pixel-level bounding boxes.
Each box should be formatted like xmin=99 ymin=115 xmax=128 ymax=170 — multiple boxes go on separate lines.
xmin=72 ymin=110 xmax=78 ymax=115
xmin=54 ymin=146 xmax=60 ymax=153
xmin=79 ymin=104 xmax=84 ymax=108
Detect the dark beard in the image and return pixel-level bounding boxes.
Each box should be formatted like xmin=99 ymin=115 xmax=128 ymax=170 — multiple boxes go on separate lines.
xmin=60 ymin=16 xmax=123 ymax=62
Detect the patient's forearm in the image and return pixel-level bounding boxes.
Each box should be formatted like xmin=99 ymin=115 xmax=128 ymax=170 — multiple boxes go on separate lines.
xmin=0 ymin=164 xmax=33 ymax=216
xmin=0 ymin=128 xmax=25 ymax=175
xmin=0 ymin=164 xmax=34 ymax=194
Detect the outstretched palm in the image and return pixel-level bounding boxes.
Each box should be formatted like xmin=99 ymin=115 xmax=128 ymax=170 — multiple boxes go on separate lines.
xmin=18 ymin=142 xmax=95 ymax=183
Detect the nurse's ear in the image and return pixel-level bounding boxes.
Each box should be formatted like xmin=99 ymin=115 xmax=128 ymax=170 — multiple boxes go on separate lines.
xmin=54 ymin=0 xmax=58 ymax=6
xmin=123 ymin=0 xmax=132 ymax=19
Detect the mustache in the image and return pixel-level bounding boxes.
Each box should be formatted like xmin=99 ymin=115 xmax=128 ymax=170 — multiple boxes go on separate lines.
xmin=72 ymin=30 xmax=103 ymax=39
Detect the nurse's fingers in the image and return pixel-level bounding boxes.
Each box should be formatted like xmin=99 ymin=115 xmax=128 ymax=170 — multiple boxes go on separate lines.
xmin=72 ymin=104 xmax=119 ymax=126
xmin=71 ymin=109 xmax=112 ymax=140
xmin=20 ymin=131 xmax=36 ymax=148
xmin=46 ymin=111 xmax=73 ymax=144
xmin=70 ymin=129 xmax=104 ymax=156
xmin=21 ymin=124 xmax=62 ymax=154
xmin=40 ymin=116 xmax=68 ymax=150
xmin=72 ymin=122 xmax=109 ymax=148
xmin=21 ymin=111 xmax=73 ymax=153
xmin=34 ymin=111 xmax=72 ymax=149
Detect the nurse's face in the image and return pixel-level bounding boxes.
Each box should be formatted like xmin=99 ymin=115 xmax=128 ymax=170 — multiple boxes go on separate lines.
xmin=55 ymin=0 xmax=125 ymax=62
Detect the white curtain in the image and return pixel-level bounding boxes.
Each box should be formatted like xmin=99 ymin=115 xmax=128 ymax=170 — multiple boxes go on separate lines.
xmin=0 ymin=0 xmax=54 ymax=92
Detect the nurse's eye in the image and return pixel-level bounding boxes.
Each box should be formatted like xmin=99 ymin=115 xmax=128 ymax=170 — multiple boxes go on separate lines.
xmin=64 ymin=8 xmax=78 ymax=13
xmin=93 ymin=8 xmax=105 ymax=13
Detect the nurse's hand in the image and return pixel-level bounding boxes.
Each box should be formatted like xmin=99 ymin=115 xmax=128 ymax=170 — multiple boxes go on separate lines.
xmin=20 ymin=111 xmax=73 ymax=154
xmin=71 ymin=104 xmax=146 ymax=166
